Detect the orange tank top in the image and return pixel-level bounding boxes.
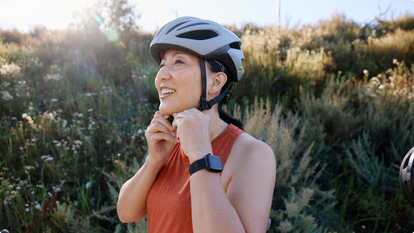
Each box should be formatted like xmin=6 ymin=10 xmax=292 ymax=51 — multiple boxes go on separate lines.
xmin=146 ymin=124 xmax=244 ymax=233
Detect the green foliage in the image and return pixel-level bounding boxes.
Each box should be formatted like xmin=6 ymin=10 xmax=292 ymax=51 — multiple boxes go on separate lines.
xmin=376 ymin=12 xmax=414 ymax=36
xmin=238 ymin=98 xmax=336 ymax=233
xmin=1 ymin=10 xmax=414 ymax=233
xmin=0 ymin=25 xmax=156 ymax=231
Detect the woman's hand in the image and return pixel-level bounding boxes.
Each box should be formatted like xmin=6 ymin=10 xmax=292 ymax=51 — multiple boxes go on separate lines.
xmin=145 ymin=111 xmax=179 ymax=167
xmin=172 ymin=108 xmax=213 ymax=163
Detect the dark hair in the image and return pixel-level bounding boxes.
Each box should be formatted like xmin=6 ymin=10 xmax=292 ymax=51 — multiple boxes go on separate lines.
xmin=207 ymin=60 xmax=244 ymax=130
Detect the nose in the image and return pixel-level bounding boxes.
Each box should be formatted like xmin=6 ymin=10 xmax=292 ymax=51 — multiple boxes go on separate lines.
xmin=156 ymin=66 xmax=171 ymax=81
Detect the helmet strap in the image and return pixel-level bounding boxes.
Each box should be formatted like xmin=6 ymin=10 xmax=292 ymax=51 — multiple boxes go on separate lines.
xmin=197 ymin=58 xmax=228 ymax=112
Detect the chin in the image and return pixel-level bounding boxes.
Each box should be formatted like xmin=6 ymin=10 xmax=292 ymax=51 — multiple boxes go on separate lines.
xmin=159 ymin=102 xmax=197 ymax=115
xmin=158 ymin=103 xmax=176 ymax=116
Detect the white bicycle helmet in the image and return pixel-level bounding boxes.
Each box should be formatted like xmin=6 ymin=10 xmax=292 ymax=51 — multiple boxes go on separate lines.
xmin=400 ymin=146 xmax=414 ymax=206
xmin=150 ymin=16 xmax=244 ymax=111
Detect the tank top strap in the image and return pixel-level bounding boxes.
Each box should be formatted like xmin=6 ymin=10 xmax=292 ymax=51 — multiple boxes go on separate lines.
xmin=211 ymin=123 xmax=244 ymax=166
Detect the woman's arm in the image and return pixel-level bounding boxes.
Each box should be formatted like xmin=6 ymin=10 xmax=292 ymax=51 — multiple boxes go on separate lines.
xmin=117 ymin=111 xmax=178 ymax=223
xmin=172 ymin=109 xmax=276 ymax=232
xmin=190 ymin=138 xmax=276 ymax=233
xmin=117 ymin=159 xmax=163 ymax=223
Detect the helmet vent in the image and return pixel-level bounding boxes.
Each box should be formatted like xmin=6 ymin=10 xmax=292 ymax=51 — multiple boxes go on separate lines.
xmin=155 ymin=24 xmax=167 ymax=37
xmin=166 ymin=21 xmax=189 ymax=35
xmin=177 ymin=22 xmax=209 ymax=31
xmin=177 ymin=30 xmax=219 ymax=40
xmin=229 ymin=42 xmax=241 ymax=50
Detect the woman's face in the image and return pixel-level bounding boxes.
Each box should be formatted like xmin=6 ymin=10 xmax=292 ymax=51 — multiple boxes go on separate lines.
xmin=155 ymin=49 xmax=203 ymax=116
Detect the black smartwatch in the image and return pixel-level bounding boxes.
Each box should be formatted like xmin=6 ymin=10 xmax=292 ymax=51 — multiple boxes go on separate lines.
xmin=189 ymin=153 xmax=223 ymax=176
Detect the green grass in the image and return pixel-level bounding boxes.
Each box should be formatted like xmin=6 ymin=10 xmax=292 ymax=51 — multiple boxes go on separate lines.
xmin=1 ymin=11 xmax=414 ymax=232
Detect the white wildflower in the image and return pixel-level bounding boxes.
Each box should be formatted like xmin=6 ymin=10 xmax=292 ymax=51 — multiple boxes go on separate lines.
xmin=0 ymin=62 xmax=21 ymax=76
xmin=85 ymin=181 xmax=92 ymax=189
xmin=393 ymin=58 xmax=398 ymax=64
xmin=30 ymin=57 xmax=43 ymax=67
xmin=73 ymin=112 xmax=83 ymax=118
xmin=34 ymin=201 xmax=41 ymax=210
xmin=1 ymin=81 xmax=10 ymax=87
xmin=24 ymin=166 xmax=35 ymax=170
xmin=26 ymin=116 xmax=33 ymax=124
xmin=44 ymin=74 xmax=63 ymax=81
xmin=363 ymin=69 xmax=369 ymax=76
xmin=87 ymin=108 xmax=93 ymax=112
xmin=2 ymin=91 xmax=13 ymax=100
xmin=85 ymin=92 xmax=97 ymax=97
xmin=51 ymin=98 xmax=58 ymax=102
xmin=40 ymin=155 xmax=53 ymax=161
xmin=73 ymin=140 xmax=83 ymax=145
xmin=42 ymin=111 xmax=56 ymax=120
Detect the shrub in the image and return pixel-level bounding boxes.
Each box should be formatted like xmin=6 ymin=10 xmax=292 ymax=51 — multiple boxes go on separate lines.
xmin=237 ymin=98 xmax=336 ymax=232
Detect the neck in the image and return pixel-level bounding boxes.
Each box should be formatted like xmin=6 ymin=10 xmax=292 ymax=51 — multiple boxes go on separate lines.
xmin=203 ymin=107 xmax=228 ymax=142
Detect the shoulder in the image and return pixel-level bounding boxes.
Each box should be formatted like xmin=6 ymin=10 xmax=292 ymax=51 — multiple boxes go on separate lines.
xmin=224 ymin=132 xmax=276 ymax=231
xmin=234 ymin=133 xmax=275 ymax=163
xmin=228 ymin=132 xmax=276 ymax=176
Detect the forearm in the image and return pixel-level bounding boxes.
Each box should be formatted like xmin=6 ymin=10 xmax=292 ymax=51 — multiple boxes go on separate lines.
xmin=190 ymin=170 xmax=246 ymax=233
xmin=117 ymin=158 xmax=163 ymax=223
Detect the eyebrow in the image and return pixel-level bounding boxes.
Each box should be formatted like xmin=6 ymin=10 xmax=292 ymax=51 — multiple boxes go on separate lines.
xmin=161 ymin=51 xmax=186 ymax=62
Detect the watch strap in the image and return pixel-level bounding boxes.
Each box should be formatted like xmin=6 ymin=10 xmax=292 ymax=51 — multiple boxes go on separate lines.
xmin=189 ymin=154 xmax=210 ymax=176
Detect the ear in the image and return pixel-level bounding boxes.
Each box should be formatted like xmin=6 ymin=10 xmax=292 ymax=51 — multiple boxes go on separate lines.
xmin=208 ymin=72 xmax=227 ymax=96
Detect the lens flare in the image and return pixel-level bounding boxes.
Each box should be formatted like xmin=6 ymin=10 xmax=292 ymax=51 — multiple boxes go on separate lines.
xmin=94 ymin=15 xmax=101 ymax=23
xmin=106 ymin=28 xmax=119 ymax=41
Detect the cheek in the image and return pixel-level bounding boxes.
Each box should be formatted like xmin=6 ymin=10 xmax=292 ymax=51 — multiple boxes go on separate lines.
xmin=154 ymin=76 xmax=160 ymax=90
xmin=178 ymin=74 xmax=202 ymax=103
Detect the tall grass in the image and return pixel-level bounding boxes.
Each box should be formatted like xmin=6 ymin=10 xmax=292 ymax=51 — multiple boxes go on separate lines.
xmin=1 ymin=11 xmax=414 ymax=232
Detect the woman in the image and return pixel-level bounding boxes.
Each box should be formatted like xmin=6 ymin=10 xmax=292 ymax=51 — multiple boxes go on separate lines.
xmin=117 ymin=17 xmax=276 ymax=233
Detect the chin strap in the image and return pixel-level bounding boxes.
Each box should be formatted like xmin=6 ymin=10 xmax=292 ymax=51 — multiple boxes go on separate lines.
xmin=197 ymin=58 xmax=228 ymax=112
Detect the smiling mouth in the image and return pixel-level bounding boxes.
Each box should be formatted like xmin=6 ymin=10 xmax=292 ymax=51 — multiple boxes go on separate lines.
xmin=160 ymin=88 xmax=176 ymax=97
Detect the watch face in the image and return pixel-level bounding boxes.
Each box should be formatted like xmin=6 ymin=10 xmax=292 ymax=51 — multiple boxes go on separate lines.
xmin=206 ymin=155 xmax=223 ymax=172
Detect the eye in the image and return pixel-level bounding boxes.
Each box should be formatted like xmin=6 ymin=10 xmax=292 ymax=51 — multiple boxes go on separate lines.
xmin=159 ymin=63 xmax=165 ymax=69
xmin=175 ymin=60 xmax=184 ymax=65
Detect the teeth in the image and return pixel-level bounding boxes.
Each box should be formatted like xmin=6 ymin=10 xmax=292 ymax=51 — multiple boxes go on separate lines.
xmin=161 ymin=89 xmax=176 ymax=95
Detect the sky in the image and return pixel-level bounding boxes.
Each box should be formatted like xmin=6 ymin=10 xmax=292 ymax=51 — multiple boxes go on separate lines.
xmin=0 ymin=0 xmax=413 ymax=33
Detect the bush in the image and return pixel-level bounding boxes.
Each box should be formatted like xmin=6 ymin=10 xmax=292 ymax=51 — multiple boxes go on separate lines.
xmin=2 ymin=11 xmax=414 ymax=232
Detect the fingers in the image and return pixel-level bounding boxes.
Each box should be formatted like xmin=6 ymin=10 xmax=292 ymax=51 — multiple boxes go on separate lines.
xmin=147 ymin=112 xmax=173 ymax=132
xmin=146 ymin=111 xmax=177 ymax=142
xmin=146 ymin=132 xmax=179 ymax=144
xmin=172 ymin=109 xmax=208 ymax=127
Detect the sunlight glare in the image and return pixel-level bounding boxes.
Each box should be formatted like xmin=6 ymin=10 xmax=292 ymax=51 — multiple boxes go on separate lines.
xmin=0 ymin=0 xmax=96 ymax=32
